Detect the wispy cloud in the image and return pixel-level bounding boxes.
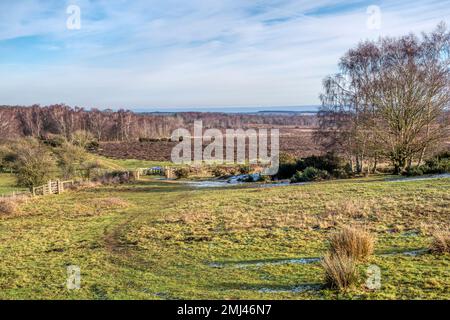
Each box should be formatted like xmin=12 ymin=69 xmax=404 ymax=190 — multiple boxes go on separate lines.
xmin=1 ymin=0 xmax=449 ymax=109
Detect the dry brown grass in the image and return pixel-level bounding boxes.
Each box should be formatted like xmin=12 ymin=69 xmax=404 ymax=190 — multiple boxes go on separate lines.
xmin=430 ymin=231 xmax=450 ymax=254
xmin=96 ymin=197 xmax=130 ymax=209
xmin=329 ymin=226 xmax=375 ymax=261
xmin=322 ymin=252 xmax=358 ymax=290
xmin=0 ymin=198 xmax=19 ymax=215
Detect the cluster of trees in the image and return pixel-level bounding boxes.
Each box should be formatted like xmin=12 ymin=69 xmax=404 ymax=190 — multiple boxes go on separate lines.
xmin=0 ymin=134 xmax=104 ymax=189
xmin=316 ymin=23 xmax=450 ymax=174
xmin=0 ymin=105 xmax=317 ymax=142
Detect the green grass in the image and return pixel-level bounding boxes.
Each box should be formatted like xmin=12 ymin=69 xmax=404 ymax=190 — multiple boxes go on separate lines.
xmin=0 ymin=174 xmax=27 ymax=195
xmin=0 ymin=176 xmax=448 ymax=299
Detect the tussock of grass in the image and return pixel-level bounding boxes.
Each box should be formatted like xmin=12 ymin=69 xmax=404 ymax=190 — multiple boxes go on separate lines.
xmin=430 ymin=231 xmax=450 ymax=254
xmin=322 ymin=253 xmax=358 ymax=290
xmin=0 ymin=198 xmax=18 ymax=215
xmin=329 ymin=226 xmax=374 ymax=261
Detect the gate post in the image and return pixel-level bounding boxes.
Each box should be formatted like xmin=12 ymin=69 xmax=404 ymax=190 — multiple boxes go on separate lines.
xmin=57 ymin=179 xmax=63 ymax=194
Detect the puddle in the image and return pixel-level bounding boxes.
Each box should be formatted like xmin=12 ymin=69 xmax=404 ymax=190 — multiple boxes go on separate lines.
xmin=183 ymin=181 xmax=240 ymax=188
xmin=209 ymin=257 xmax=321 ymax=268
xmin=380 ymin=249 xmax=428 ymax=257
xmin=258 ymin=284 xmax=322 ymax=293
xmin=185 ymin=180 xmax=299 ymax=189
xmin=387 ymin=173 xmax=450 ymax=183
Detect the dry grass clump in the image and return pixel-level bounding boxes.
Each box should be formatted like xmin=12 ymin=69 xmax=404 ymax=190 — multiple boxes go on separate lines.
xmin=97 ymin=197 xmax=130 ymax=208
xmin=321 ymin=226 xmax=375 ymax=291
xmin=329 ymin=226 xmax=374 ymax=261
xmin=430 ymin=231 xmax=450 ymax=254
xmin=322 ymin=252 xmax=358 ymax=290
xmin=0 ymin=198 xmax=19 ymax=215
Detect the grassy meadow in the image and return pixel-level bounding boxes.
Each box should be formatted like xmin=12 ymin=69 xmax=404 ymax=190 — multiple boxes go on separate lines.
xmin=0 ymin=173 xmax=448 ymax=300
xmin=0 ymin=174 xmax=28 ymax=195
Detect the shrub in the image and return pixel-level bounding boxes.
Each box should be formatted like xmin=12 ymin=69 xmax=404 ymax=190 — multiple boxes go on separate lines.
xmin=422 ymin=155 xmax=450 ymax=174
xmin=403 ymin=166 xmax=424 ymax=177
xmin=55 ymin=143 xmax=88 ymax=179
xmin=12 ymin=138 xmax=58 ymax=189
xmin=290 ymin=167 xmax=329 ymax=183
xmin=332 ymin=168 xmax=350 ymax=179
xmin=42 ymin=134 xmax=67 ymax=148
xmin=297 ymin=152 xmax=344 ymax=173
xmin=329 ymin=226 xmax=374 ymax=261
xmin=238 ymin=165 xmax=252 ymax=175
xmin=258 ymin=175 xmax=272 ymax=183
xmin=322 ymin=252 xmax=358 ymax=290
xmin=430 ymin=231 xmax=450 ymax=254
xmin=277 ymin=152 xmax=298 ymax=179
xmin=212 ymin=167 xmax=227 ymax=177
xmin=94 ymin=171 xmax=133 ymax=184
xmin=85 ymin=140 xmax=100 ymax=152
xmin=0 ymin=199 xmax=18 ymax=215
xmin=174 ymin=167 xmax=190 ymax=179
xmin=80 ymin=161 xmax=106 ymax=180
xmin=71 ymin=130 xmax=96 ymax=149
xmin=0 ymin=145 xmax=16 ymax=172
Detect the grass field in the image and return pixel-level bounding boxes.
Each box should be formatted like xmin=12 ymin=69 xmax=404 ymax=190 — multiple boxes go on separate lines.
xmin=0 ymin=174 xmax=27 ymax=196
xmin=0 ymin=176 xmax=448 ymax=299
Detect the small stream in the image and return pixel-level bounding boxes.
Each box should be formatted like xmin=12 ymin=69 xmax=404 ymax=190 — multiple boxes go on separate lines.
xmin=183 ymin=173 xmax=450 ymax=189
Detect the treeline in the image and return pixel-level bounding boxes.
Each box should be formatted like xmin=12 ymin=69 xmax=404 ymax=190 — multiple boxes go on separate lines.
xmin=0 ymin=105 xmax=317 ymax=142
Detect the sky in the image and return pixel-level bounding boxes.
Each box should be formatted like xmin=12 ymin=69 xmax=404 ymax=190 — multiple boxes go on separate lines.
xmin=0 ymin=0 xmax=449 ymax=111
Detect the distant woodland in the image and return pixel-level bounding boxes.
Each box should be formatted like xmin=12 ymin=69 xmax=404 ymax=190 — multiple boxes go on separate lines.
xmin=0 ymin=105 xmax=317 ymax=141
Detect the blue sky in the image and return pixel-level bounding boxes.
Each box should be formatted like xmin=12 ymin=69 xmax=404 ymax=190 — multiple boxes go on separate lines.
xmin=1 ymin=0 xmax=449 ymax=110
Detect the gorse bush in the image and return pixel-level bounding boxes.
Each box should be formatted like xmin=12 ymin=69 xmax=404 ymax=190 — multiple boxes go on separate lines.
xmin=297 ymin=152 xmax=344 ymax=174
xmin=290 ymin=167 xmax=329 ymax=183
xmin=329 ymin=226 xmax=374 ymax=261
xmin=404 ymin=152 xmax=450 ymax=176
xmin=423 ymin=153 xmax=450 ymax=174
xmin=277 ymin=152 xmax=298 ymax=179
xmin=212 ymin=166 xmax=227 ymax=177
xmin=238 ymin=165 xmax=252 ymax=175
xmin=322 ymin=252 xmax=358 ymax=290
xmin=174 ymin=167 xmax=190 ymax=179
xmin=279 ymin=152 xmax=351 ymax=181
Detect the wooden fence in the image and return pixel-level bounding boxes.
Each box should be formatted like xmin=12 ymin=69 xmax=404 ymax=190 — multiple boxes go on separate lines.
xmin=32 ymin=180 xmax=74 ymax=196
xmin=137 ymin=167 xmax=172 ymax=178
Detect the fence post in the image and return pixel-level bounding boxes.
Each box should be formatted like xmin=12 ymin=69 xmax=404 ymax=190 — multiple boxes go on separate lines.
xmin=48 ymin=181 xmax=52 ymax=195
xmin=32 ymin=187 xmax=36 ymax=197
xmin=57 ymin=179 xmax=62 ymax=194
